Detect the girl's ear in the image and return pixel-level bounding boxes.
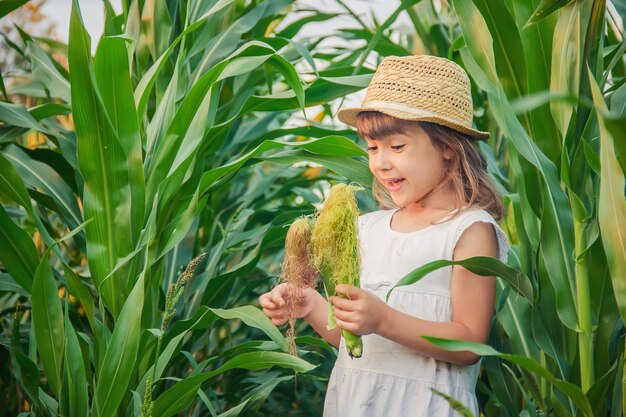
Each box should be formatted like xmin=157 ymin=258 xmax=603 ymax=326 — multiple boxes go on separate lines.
xmin=443 ymin=147 xmax=454 ymax=160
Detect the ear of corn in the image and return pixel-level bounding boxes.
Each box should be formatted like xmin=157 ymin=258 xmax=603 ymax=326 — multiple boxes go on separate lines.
xmin=278 ymin=217 xmax=319 ymax=355
xmin=311 ymin=183 xmax=363 ymax=358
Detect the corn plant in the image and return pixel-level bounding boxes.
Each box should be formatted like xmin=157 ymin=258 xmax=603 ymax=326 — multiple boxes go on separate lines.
xmin=3 ymin=0 xmax=624 ymax=416
xmin=0 ymin=0 xmax=376 ymax=415
xmin=373 ymin=0 xmax=625 ymax=415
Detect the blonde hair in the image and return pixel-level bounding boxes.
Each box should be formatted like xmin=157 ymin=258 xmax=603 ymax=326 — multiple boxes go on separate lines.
xmin=356 ymin=112 xmax=503 ymax=220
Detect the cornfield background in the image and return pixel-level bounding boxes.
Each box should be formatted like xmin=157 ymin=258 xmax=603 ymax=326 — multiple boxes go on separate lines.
xmin=0 ymin=0 xmax=624 ymax=416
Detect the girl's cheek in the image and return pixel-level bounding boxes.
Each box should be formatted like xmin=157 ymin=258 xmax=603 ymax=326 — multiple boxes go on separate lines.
xmin=368 ymin=160 xmax=376 ymax=172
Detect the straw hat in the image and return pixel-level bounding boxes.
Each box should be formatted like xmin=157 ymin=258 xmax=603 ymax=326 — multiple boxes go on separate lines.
xmin=337 ymin=55 xmax=489 ymax=140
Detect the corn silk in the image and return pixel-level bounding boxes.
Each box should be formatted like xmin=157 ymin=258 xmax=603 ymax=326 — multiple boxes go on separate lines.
xmin=278 ymin=217 xmax=318 ymax=355
xmin=311 ymin=183 xmax=363 ymax=358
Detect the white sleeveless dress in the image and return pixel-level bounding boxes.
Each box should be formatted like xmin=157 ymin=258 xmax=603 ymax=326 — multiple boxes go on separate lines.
xmin=323 ymin=208 xmax=509 ymax=417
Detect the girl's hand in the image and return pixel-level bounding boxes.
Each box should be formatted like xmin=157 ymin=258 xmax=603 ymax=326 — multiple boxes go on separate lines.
xmin=259 ymin=283 xmax=316 ymax=326
xmin=330 ymin=284 xmax=391 ymax=336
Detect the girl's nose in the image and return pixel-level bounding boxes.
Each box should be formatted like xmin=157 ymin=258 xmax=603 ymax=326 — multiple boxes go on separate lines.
xmin=372 ymin=150 xmax=392 ymax=172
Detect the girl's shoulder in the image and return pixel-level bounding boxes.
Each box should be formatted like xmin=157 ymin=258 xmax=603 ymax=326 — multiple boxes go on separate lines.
xmin=449 ymin=208 xmax=509 ymax=262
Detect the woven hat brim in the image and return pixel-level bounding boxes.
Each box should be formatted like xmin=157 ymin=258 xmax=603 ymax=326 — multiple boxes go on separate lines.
xmin=338 ymin=107 xmax=490 ymax=141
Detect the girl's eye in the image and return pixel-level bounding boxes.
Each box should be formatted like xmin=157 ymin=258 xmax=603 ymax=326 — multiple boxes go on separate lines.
xmin=391 ymin=144 xmax=405 ymax=150
xmin=367 ymin=146 xmax=378 ymax=152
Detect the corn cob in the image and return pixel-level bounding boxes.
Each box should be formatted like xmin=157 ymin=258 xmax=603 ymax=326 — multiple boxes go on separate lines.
xmin=278 ymin=217 xmax=319 ymax=355
xmin=311 ymin=183 xmax=363 ymax=358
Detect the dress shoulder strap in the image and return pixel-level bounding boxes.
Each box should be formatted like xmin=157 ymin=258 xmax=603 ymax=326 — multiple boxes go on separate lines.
xmin=357 ymin=209 xmax=391 ymax=236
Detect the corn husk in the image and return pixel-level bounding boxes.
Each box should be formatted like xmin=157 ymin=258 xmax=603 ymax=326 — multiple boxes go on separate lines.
xmin=311 ymin=183 xmax=363 ymax=358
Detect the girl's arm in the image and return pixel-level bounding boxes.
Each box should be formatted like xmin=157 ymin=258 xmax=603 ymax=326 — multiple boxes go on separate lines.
xmin=331 ymin=221 xmax=498 ymax=365
xmin=260 ymin=285 xmax=341 ymax=347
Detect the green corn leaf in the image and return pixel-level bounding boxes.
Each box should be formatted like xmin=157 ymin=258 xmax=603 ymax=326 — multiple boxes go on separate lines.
xmin=0 ymin=272 xmax=29 ymax=295
xmin=144 ymin=61 xmax=179 ymax=164
xmin=94 ymin=35 xmax=145 ymax=244
xmin=1 ymin=145 xmax=82 ymax=231
xmin=352 ymin=0 xmax=421 ymax=73
xmin=146 ymin=40 xmax=293 ymax=208
xmin=64 ymin=264 xmax=96 ymax=332
xmin=265 ymin=150 xmax=372 ymax=187
xmin=549 ymin=0 xmax=581 ymax=136
xmin=0 ymin=205 xmax=38 ymax=292
xmin=0 ymin=152 xmax=32 ymax=212
xmin=29 ymin=102 xmax=71 ymax=120
xmin=611 ymin=336 xmax=625 ymax=417
xmin=265 ymin=54 xmax=305 ymax=113
xmin=211 ymin=306 xmax=289 ymax=352
xmin=146 ymin=76 xmax=224 ymax=210
xmin=62 ymin=317 xmax=89 ymax=417
xmin=69 ymin=0 xmax=134 ymax=317
xmin=422 ymin=337 xmax=594 ymax=417
xmin=319 ymin=73 xmax=373 ymax=87
xmin=0 ymin=102 xmax=52 ymax=133
xmin=199 ymin=136 xmax=370 ymax=194
xmin=589 ymin=70 xmax=626 ymax=322
xmin=228 ymin=375 xmax=293 ymax=416
xmin=134 ymin=0 xmax=236 ymax=119
xmin=458 ymin=45 xmax=577 ymax=330
xmin=0 ymin=150 xmax=82 ymax=262
xmin=93 ymin=317 xmax=111 ymax=377
xmin=189 ymin=0 xmax=291 ymax=80
xmin=32 ymin=248 xmax=65 ymax=396
xmin=136 ymin=307 xmax=217 ymax=399
xmin=152 ymin=352 xmax=315 ymax=417
xmin=157 ymin=188 xmax=207 ymax=258
xmin=26 ymin=42 xmax=72 ymax=103
xmin=524 ymin=0 xmax=574 ymax=28
xmin=495 ymin=281 xmax=541 ymax=361
xmin=0 ymin=0 xmax=28 ymax=18
xmin=276 ymin=12 xmax=338 ymax=39
xmin=94 ymin=272 xmax=145 ymax=417
xmin=235 ymin=74 xmax=368 ymax=114
xmin=386 ymin=256 xmax=533 ymax=302
xmin=507 ymin=150 xmax=541 ymax=251
xmin=451 ymin=0 xmax=498 ymax=85
xmin=290 ymin=39 xmax=319 ymax=76
xmin=10 ymin=326 xmax=51 ymax=416
xmin=472 ymin=0 xmax=527 ymax=101
xmin=277 ymin=136 xmax=365 ymax=157
xmin=603 ymin=115 xmax=626 ymax=176
xmin=0 ymin=71 xmax=7 ymax=100
xmin=252 ymin=126 xmax=358 ymax=142
xmin=610 ymin=79 xmax=626 ymax=116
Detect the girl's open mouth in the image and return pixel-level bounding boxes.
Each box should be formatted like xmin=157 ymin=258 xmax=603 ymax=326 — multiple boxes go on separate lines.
xmin=386 ymin=178 xmax=405 ymax=192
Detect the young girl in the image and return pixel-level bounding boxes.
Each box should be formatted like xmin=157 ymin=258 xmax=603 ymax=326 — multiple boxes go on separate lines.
xmin=260 ymin=55 xmax=509 ymax=416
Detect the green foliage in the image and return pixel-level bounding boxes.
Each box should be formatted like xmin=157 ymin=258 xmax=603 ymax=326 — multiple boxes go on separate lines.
xmin=1 ymin=0 xmax=624 ymax=416
xmin=0 ymin=0 xmax=371 ymax=415
xmin=425 ymin=0 xmax=624 ymax=414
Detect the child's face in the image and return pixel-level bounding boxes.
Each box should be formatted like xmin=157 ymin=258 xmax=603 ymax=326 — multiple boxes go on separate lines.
xmin=365 ymin=123 xmax=451 ymax=209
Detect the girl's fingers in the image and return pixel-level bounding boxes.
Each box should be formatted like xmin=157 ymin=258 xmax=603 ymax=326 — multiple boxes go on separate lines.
xmin=271 ymin=291 xmax=285 ymax=307
xmin=259 ymin=293 xmax=277 ymax=309
xmin=330 ymin=296 xmax=355 ymax=311
xmin=259 ymin=293 xmax=271 ymax=304
xmin=263 ymin=307 xmax=285 ymax=320
xmin=334 ymin=316 xmax=357 ymax=334
xmin=333 ymin=306 xmax=357 ymax=322
xmin=334 ymin=284 xmax=362 ymax=299
xmin=262 ymin=307 xmax=276 ymax=317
